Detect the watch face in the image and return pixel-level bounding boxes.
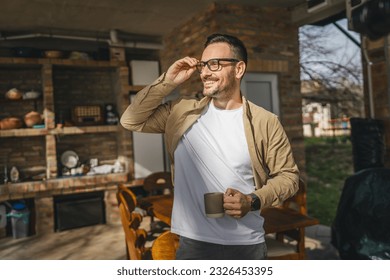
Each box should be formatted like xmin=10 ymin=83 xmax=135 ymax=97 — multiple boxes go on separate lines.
xmin=250 ymin=194 xmax=260 ymax=211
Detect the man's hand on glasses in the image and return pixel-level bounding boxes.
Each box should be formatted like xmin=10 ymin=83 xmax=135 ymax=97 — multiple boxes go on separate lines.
xmin=166 ymin=57 xmax=198 ymax=86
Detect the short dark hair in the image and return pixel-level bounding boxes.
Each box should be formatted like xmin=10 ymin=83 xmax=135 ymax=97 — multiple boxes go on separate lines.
xmin=204 ymin=33 xmax=248 ymax=65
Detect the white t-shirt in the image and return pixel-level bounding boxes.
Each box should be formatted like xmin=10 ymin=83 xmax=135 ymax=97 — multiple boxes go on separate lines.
xmin=171 ymin=101 xmax=265 ymax=245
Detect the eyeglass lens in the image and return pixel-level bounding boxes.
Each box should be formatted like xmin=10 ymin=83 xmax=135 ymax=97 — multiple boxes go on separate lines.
xmin=196 ymin=59 xmax=238 ymax=73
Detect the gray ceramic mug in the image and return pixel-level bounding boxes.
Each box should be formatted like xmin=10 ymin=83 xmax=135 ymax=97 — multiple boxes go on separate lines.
xmin=204 ymin=192 xmax=224 ymax=218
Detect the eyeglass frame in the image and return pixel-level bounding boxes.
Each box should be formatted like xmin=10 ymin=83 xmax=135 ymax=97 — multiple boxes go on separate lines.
xmin=196 ymin=58 xmax=240 ymax=73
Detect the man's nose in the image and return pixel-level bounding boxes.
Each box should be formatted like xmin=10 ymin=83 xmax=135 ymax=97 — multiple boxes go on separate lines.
xmin=200 ymin=65 xmax=212 ymax=77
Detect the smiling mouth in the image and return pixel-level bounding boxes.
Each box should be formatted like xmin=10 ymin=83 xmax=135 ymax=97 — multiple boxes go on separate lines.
xmin=203 ymin=80 xmax=217 ymax=88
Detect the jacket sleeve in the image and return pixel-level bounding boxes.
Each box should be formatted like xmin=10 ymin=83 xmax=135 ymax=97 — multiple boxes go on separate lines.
xmin=255 ymin=115 xmax=300 ymax=209
xmin=120 ymin=73 xmax=177 ymax=133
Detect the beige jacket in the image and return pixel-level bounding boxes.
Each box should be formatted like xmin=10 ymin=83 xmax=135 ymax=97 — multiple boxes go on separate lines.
xmin=121 ymin=73 xmax=299 ymax=210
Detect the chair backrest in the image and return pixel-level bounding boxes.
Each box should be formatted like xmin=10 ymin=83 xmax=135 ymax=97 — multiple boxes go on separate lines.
xmin=151 ymin=231 xmax=179 ymax=260
xmin=117 ymin=184 xmax=137 ymax=215
xmin=266 ymin=178 xmax=316 ymax=260
xmin=117 ymin=185 xmax=149 ymax=260
xmin=143 ymin=171 xmax=173 ymax=196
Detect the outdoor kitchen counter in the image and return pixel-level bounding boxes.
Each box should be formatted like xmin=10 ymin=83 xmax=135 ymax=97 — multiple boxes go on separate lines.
xmin=0 ymin=172 xmax=130 ymax=201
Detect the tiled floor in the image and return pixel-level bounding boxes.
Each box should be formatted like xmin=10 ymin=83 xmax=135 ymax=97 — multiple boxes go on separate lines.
xmin=305 ymin=224 xmax=340 ymax=260
xmin=0 ymin=223 xmax=127 ymax=260
xmin=0 ymin=217 xmax=339 ymax=260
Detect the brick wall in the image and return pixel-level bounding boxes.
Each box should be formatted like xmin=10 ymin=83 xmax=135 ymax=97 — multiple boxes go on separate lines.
xmin=35 ymin=196 xmax=54 ymax=234
xmin=0 ymin=137 xmax=46 ymax=179
xmin=0 ymin=67 xmax=42 ymax=96
xmin=56 ymin=133 xmax=119 ymax=168
xmin=362 ymin=36 xmax=390 ymax=167
xmin=0 ymin=67 xmax=43 ymax=120
xmin=53 ymin=67 xmax=117 ymax=124
xmin=160 ymin=3 xmax=306 ymax=176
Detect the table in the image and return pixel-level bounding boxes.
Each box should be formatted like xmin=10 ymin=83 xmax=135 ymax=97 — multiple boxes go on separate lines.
xmin=139 ymin=194 xmax=173 ymax=226
xmin=139 ymin=195 xmax=319 ymax=234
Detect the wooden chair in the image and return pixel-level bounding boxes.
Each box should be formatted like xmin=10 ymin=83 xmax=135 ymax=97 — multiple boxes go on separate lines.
xmin=151 ymin=231 xmax=179 ymax=260
xmin=141 ymin=171 xmax=173 ymax=229
xmin=265 ymin=178 xmax=314 ymax=260
xmin=117 ymin=184 xmax=138 ymax=213
xmin=117 ymin=185 xmax=150 ymax=260
xmin=143 ymin=171 xmax=174 ymax=196
xmin=118 ymin=203 xmax=150 ymax=259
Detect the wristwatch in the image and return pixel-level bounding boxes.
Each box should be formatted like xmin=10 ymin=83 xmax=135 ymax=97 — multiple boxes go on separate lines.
xmin=249 ymin=193 xmax=261 ymax=211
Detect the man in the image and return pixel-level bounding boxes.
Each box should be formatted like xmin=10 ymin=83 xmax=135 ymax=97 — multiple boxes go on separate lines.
xmin=121 ymin=33 xmax=299 ymax=260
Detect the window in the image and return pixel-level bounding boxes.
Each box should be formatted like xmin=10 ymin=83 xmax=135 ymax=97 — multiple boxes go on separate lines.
xmin=241 ymin=73 xmax=280 ymax=116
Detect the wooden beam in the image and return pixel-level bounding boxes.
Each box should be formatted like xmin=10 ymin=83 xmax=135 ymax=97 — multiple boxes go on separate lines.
xmin=291 ymin=0 xmax=345 ymax=26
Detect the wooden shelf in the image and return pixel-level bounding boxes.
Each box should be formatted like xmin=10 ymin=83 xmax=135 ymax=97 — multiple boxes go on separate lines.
xmin=47 ymin=172 xmax=128 ymax=189
xmin=0 ymin=125 xmax=119 ymax=138
xmin=0 ymin=52 xmax=132 ymax=190
xmin=0 ymin=57 xmax=126 ymax=68
xmin=0 ymin=127 xmax=48 ymax=137
xmin=0 ymin=97 xmax=42 ymax=104
xmin=51 ymin=125 xmax=119 ymax=135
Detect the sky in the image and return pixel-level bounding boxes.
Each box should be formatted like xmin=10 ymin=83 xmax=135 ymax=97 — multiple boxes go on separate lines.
xmin=299 ymin=18 xmax=363 ymax=84
xmin=325 ymin=19 xmax=361 ymax=65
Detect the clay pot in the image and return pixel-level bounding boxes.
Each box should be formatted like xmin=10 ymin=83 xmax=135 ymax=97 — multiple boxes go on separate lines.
xmin=0 ymin=117 xmax=23 ymax=130
xmin=5 ymin=88 xmax=23 ymax=100
xmin=24 ymin=111 xmax=42 ymax=127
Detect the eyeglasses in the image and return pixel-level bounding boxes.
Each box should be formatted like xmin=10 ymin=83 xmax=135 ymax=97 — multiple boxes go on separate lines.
xmin=196 ymin=58 xmax=239 ymax=73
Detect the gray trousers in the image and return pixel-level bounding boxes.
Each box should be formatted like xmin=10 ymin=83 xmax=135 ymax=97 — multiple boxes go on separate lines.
xmin=175 ymin=236 xmax=267 ymax=260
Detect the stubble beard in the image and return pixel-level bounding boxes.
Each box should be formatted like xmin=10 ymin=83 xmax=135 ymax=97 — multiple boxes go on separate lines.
xmin=202 ymin=79 xmax=234 ymax=101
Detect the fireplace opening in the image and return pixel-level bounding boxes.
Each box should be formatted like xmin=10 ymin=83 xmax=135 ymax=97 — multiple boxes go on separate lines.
xmin=54 ymin=191 xmax=106 ymax=231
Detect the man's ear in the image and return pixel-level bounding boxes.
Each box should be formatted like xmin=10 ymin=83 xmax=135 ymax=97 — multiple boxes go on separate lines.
xmin=235 ymin=61 xmax=246 ymax=79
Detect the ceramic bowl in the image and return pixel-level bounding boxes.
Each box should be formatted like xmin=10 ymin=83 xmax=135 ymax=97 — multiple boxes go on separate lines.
xmin=23 ymin=90 xmax=41 ymax=100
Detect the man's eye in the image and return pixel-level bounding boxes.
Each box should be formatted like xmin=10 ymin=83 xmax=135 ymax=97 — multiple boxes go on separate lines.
xmin=209 ymin=60 xmax=218 ymax=66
